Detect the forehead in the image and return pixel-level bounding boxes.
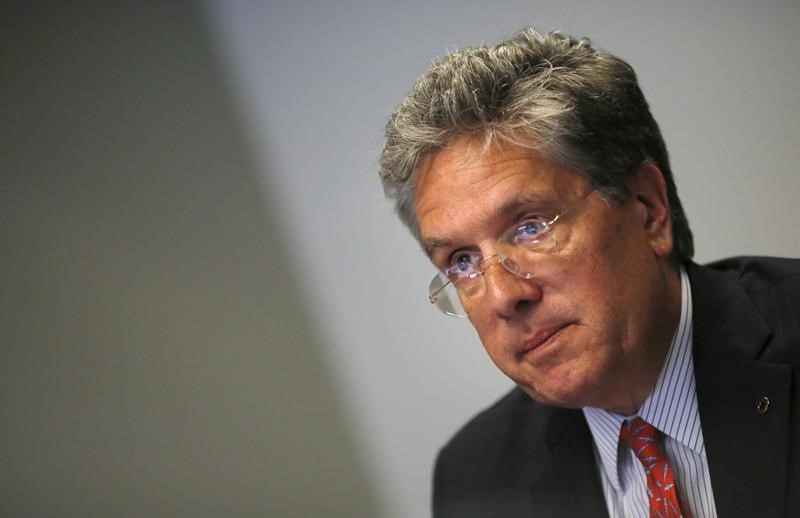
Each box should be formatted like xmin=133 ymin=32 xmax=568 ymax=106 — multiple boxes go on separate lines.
xmin=415 ymin=139 xmax=586 ymax=243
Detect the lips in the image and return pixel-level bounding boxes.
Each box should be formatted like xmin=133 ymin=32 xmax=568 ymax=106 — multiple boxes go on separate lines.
xmin=519 ymin=321 xmax=574 ymax=358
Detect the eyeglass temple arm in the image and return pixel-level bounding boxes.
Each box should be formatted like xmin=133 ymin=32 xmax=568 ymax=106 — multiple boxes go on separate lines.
xmin=429 ymin=281 xmax=451 ymax=303
xmin=550 ymin=187 xmax=596 ymax=225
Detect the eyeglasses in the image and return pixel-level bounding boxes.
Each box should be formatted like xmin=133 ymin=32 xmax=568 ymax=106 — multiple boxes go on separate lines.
xmin=428 ymin=188 xmax=596 ymax=317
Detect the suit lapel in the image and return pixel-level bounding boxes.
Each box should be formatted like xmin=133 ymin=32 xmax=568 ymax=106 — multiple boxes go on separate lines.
xmin=690 ymin=263 xmax=792 ymax=517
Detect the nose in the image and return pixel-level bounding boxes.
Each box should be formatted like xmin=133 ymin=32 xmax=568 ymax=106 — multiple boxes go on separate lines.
xmin=481 ymin=259 xmax=543 ymax=319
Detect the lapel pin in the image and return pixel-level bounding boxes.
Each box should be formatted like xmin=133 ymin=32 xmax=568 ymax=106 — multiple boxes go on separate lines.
xmin=756 ymin=396 xmax=770 ymax=415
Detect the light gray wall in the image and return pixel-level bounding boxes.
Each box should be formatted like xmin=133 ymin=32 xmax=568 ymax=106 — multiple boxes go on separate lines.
xmin=1 ymin=3 xmax=376 ymax=516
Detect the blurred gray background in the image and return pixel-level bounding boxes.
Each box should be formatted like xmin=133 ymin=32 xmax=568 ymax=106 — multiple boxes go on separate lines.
xmin=2 ymin=1 xmax=798 ymax=517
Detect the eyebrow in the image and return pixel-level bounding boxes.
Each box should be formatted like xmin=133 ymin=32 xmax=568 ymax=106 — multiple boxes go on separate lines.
xmin=493 ymin=192 xmax=557 ymax=220
xmin=423 ymin=238 xmax=450 ymax=259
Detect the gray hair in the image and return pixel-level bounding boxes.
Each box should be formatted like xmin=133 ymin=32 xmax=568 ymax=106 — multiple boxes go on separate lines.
xmin=379 ymin=27 xmax=694 ymax=261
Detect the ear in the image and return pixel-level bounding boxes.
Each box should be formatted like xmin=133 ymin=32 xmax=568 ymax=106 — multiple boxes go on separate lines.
xmin=631 ymin=163 xmax=673 ymax=258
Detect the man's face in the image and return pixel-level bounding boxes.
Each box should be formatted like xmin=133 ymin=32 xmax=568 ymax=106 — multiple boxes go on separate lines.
xmin=415 ymin=138 xmax=680 ymax=413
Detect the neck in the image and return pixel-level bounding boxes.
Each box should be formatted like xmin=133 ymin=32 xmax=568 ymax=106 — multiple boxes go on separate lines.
xmin=604 ymin=262 xmax=684 ymax=416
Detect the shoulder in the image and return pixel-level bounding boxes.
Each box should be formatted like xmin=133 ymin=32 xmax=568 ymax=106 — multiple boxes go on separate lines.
xmin=690 ymin=255 xmax=800 ymax=361
xmin=432 ymin=387 xmax=549 ymax=515
xmin=434 ymin=386 xmax=579 ymax=488
xmin=432 ymin=388 xmax=596 ymax=516
xmin=699 ymin=256 xmax=800 ymax=319
xmin=703 ymin=255 xmax=800 ymax=292
xmin=436 ymin=387 xmax=546 ymax=465
xmin=689 ymin=256 xmax=800 ymax=312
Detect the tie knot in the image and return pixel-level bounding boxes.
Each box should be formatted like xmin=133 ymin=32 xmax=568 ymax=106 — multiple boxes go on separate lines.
xmin=621 ymin=417 xmax=659 ymax=442
xmin=620 ymin=417 xmax=663 ymax=465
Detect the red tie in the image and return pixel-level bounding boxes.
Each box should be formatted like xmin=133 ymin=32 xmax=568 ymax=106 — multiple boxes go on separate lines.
xmin=620 ymin=417 xmax=690 ymax=518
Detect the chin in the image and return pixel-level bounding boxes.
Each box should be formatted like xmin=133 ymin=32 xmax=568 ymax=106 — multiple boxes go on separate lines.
xmin=519 ymin=383 xmax=587 ymax=409
xmin=517 ymin=370 xmax=599 ymax=409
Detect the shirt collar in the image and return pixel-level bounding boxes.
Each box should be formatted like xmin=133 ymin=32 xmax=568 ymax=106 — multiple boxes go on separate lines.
xmin=582 ymin=267 xmax=702 ymax=491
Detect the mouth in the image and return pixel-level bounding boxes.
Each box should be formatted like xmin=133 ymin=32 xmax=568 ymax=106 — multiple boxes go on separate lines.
xmin=518 ymin=321 xmax=574 ymax=359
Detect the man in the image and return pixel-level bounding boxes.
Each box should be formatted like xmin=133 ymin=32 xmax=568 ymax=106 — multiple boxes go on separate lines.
xmin=379 ymin=28 xmax=800 ymax=517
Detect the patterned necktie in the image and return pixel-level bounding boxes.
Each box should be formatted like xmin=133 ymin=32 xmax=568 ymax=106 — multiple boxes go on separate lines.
xmin=620 ymin=417 xmax=690 ymax=518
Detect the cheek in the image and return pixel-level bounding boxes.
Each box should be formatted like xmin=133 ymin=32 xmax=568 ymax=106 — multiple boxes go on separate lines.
xmin=470 ymin=316 xmax=503 ymax=351
xmin=579 ymin=221 xmax=651 ymax=287
xmin=553 ymin=247 xmax=630 ymax=331
xmin=470 ymin=317 xmax=517 ymax=368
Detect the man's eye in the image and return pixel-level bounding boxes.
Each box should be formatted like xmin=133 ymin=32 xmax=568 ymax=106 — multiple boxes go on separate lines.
xmin=514 ymin=218 xmax=549 ymax=243
xmin=446 ymin=252 xmax=481 ymax=278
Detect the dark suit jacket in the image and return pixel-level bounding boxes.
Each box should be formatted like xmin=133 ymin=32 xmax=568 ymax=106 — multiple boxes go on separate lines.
xmin=433 ymin=257 xmax=800 ymax=517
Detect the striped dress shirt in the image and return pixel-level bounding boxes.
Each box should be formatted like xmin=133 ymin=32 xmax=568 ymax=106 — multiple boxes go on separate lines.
xmin=582 ymin=268 xmax=717 ymax=517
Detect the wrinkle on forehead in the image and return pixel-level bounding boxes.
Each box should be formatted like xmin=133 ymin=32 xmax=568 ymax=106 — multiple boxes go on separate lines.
xmin=418 ymin=137 xmax=583 ymax=201
xmin=417 ymin=143 xmax=582 ymax=221
xmin=419 ymin=137 xmax=537 ymax=183
xmin=416 ymin=142 xmax=536 ymax=218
